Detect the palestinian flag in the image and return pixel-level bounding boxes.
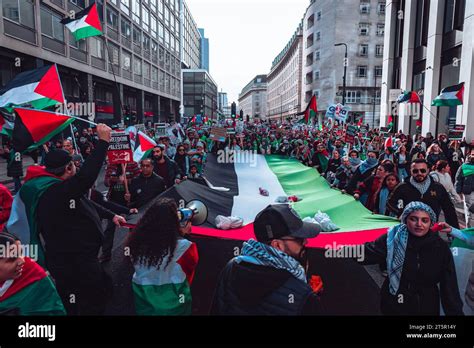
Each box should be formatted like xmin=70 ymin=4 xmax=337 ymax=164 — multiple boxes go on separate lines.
xmin=387 ymin=115 xmax=394 ymax=131
xmin=132 ymin=239 xmax=198 ymax=315
xmin=0 ymin=257 xmax=65 ymax=315
xmin=298 ymin=95 xmax=317 ymax=124
xmin=357 ymin=116 xmax=364 ymax=127
xmin=450 ymin=228 xmax=474 ymax=315
xmin=12 ymin=108 xmax=75 ymax=153
xmin=133 ymin=131 xmax=156 ymax=163
xmin=0 ymin=111 xmax=14 ymax=137
xmin=396 ymin=91 xmax=421 ymax=104
xmin=0 ymin=65 xmax=65 ymax=110
xmin=128 ymin=154 xmax=400 ymax=315
xmin=6 ymin=166 xmax=62 ymax=268
xmin=462 ymin=164 xmax=474 ymax=177
xmin=61 ymin=3 xmax=102 ymax=40
xmin=432 ymin=82 xmax=464 ymax=107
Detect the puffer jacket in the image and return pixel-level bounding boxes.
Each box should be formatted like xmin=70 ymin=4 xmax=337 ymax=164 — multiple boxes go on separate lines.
xmin=455 ymin=164 xmax=474 ymax=195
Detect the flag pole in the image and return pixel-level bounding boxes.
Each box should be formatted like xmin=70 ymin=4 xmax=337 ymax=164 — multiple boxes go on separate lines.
xmin=104 ymin=39 xmax=125 ymax=122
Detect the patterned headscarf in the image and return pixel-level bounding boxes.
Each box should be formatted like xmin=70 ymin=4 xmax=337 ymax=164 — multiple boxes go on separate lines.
xmin=386 ymin=201 xmax=437 ymax=295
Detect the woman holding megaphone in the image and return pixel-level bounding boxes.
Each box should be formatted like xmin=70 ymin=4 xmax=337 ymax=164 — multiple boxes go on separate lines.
xmin=127 ymin=198 xmax=199 ymax=315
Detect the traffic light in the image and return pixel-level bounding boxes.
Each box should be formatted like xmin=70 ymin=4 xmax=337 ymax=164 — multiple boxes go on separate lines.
xmin=123 ymin=105 xmax=131 ymax=125
xmin=231 ymin=102 xmax=236 ymax=119
xmin=240 ymin=109 xmax=244 ymax=120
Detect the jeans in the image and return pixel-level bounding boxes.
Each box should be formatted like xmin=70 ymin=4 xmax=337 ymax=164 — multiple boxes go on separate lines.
xmin=398 ymin=168 xmax=408 ymax=182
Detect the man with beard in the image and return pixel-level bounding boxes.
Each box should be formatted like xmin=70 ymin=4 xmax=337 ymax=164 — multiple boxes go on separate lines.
xmin=387 ymin=159 xmax=459 ymax=228
xmin=150 ymin=145 xmax=182 ymax=188
xmin=210 ymin=204 xmax=323 ymax=315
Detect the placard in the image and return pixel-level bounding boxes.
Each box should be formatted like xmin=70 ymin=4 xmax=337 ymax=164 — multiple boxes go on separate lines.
xmin=209 ymin=127 xmax=227 ymax=142
xmin=154 ymin=123 xmax=167 ymax=137
xmin=107 ymin=132 xmax=133 ymax=164
xmin=448 ymin=124 xmax=465 ymax=141
xmin=345 ymin=125 xmax=357 ymax=144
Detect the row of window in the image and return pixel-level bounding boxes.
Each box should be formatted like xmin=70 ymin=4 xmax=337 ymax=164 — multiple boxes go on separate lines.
xmin=359 ymin=22 xmax=385 ymax=36
xmin=305 ymin=44 xmax=384 ymax=66
xmin=360 ymin=2 xmax=386 ymax=15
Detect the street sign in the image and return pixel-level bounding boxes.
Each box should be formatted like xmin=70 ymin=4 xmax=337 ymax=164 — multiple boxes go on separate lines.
xmin=107 ymin=132 xmax=133 ymax=164
xmin=209 ymin=127 xmax=227 ymax=142
xmin=448 ymin=124 xmax=465 ymax=141
xmin=389 ymin=89 xmax=402 ymax=101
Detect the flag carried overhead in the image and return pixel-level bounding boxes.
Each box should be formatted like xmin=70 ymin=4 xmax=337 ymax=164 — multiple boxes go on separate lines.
xmin=396 ymin=90 xmax=421 ymax=104
xmin=432 ymin=82 xmax=464 ymax=107
xmin=61 ymin=2 xmax=103 ymax=40
xmin=133 ymin=131 xmax=156 ymax=163
xmin=298 ymin=94 xmax=317 ymax=124
xmin=0 ymin=65 xmax=65 ymax=110
xmin=12 ymin=108 xmax=75 ymax=153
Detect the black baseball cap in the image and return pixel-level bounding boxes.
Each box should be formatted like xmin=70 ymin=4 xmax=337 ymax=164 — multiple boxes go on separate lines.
xmin=44 ymin=150 xmax=72 ymax=170
xmin=254 ymin=204 xmax=321 ymax=243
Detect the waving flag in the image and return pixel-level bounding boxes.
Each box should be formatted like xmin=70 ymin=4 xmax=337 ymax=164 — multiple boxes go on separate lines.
xmin=432 ymin=82 xmax=464 ymax=107
xmin=298 ymin=95 xmax=317 ymax=124
xmin=133 ymin=131 xmax=156 ymax=163
xmin=12 ymin=108 xmax=75 ymax=153
xmin=61 ymin=3 xmax=103 ymax=40
xmin=0 ymin=65 xmax=65 ymax=110
xmin=0 ymin=111 xmax=14 ymax=137
xmin=396 ymin=91 xmax=421 ymax=104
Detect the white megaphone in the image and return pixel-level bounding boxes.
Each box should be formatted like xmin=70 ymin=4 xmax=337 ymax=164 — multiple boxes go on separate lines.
xmin=177 ymin=200 xmax=208 ymax=226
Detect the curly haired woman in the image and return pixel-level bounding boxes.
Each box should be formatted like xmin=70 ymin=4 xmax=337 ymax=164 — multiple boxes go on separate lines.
xmin=127 ymin=198 xmax=198 ymax=315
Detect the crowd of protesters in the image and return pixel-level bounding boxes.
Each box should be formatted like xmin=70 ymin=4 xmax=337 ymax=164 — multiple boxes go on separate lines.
xmin=1 ymin=117 xmax=474 ymax=317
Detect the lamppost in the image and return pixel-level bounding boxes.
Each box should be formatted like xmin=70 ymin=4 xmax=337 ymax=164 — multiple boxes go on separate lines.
xmin=334 ymin=43 xmax=348 ymax=106
xmin=279 ymin=93 xmax=283 ymax=124
xmin=373 ymin=67 xmax=377 ymax=128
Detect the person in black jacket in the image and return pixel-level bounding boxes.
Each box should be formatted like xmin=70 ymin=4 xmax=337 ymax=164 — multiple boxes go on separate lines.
xmin=356 ymin=201 xmax=463 ymax=315
xmin=387 ymin=159 xmax=460 ymax=228
xmin=211 ymin=204 xmax=323 ymax=315
xmin=126 ymin=158 xmax=166 ymax=209
xmin=150 ymin=145 xmax=183 ymax=188
xmin=37 ymin=124 xmax=126 ymax=315
xmin=345 ymin=151 xmax=379 ymax=195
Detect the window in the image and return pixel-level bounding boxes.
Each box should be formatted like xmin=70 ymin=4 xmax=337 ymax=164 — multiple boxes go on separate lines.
xmin=158 ymin=0 xmax=163 ymax=14
xmin=360 ymin=2 xmax=370 ymax=14
xmin=150 ymin=0 xmax=156 ymax=12
xmin=376 ymin=23 xmax=384 ymax=36
xmin=307 ymin=14 xmax=314 ymax=29
xmin=133 ymin=58 xmax=142 ymax=75
xmin=120 ymin=0 xmax=130 ymax=15
xmin=142 ymin=6 xmax=149 ymax=31
xmin=121 ymin=19 xmax=131 ymax=38
xmin=317 ymin=11 xmax=322 ymax=20
xmin=359 ymin=23 xmax=370 ymax=36
xmin=133 ymin=26 xmax=141 ymax=43
xmin=143 ymin=34 xmax=150 ymax=51
xmin=151 ymin=40 xmax=158 ymax=55
xmin=70 ymin=35 xmax=86 ymax=50
xmin=314 ymin=70 xmax=320 ymax=80
xmin=375 ymin=66 xmax=383 ymax=77
xmin=376 ymin=44 xmax=384 ymax=57
xmin=316 ymin=31 xmax=321 ymax=41
xmin=151 ymin=15 xmax=157 ymax=37
xmin=346 ymin=91 xmax=361 ymax=104
xmin=70 ymin=0 xmax=86 ymax=8
xmin=159 ymin=22 xmax=164 ymax=42
xmin=143 ymin=62 xmax=151 ymax=79
xmin=164 ymin=28 xmax=170 ymax=48
xmin=306 ymin=34 xmax=314 ymax=48
xmin=132 ymin=0 xmax=140 ymax=23
xmin=122 ymin=51 xmax=131 ymax=71
xmin=164 ymin=6 xmax=170 ymax=25
xmin=109 ymin=43 xmax=120 ymax=65
xmin=90 ymin=37 xmax=104 ymax=58
xmin=359 ymin=44 xmax=369 ymax=56
xmin=152 ymin=66 xmax=158 ymax=82
xmin=377 ymin=2 xmax=386 ymax=15
xmin=315 ymin=50 xmax=321 ymax=60
xmin=107 ymin=7 xmax=118 ymax=30
xmin=357 ymin=66 xmax=368 ymax=77
xmin=3 ymin=0 xmax=35 ymax=29
xmin=40 ymin=6 xmax=64 ymax=41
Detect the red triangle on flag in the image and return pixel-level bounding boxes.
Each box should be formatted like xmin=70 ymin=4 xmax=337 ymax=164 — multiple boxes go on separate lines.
xmin=33 ymin=65 xmax=65 ymax=104
xmin=456 ymin=84 xmax=464 ymax=104
xmin=138 ymin=133 xmax=155 ymax=152
xmin=85 ymin=3 xmax=103 ymax=32
xmin=15 ymin=108 xmax=71 ymax=142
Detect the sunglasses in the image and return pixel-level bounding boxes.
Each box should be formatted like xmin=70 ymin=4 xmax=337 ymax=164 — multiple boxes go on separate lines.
xmin=412 ymin=169 xmax=427 ymax=174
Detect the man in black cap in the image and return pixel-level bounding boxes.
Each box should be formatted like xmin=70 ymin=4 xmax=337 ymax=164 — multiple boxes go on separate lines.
xmin=36 ymin=124 xmax=126 ymax=315
xmin=211 ymin=204 xmax=323 ymax=315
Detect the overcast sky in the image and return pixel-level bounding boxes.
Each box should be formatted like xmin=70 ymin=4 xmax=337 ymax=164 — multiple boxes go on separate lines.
xmin=185 ymin=0 xmax=310 ymax=104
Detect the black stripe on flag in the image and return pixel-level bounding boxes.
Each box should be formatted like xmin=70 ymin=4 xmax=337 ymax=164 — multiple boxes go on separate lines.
xmin=60 ymin=3 xmax=94 ymax=24
xmin=441 ymin=82 xmax=464 ymax=93
xmin=0 ymin=65 xmax=52 ymax=95
xmin=12 ymin=111 xmax=35 ymax=153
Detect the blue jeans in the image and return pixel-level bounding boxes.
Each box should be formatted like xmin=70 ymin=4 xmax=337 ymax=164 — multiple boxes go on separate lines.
xmin=398 ymin=168 xmax=408 ymax=182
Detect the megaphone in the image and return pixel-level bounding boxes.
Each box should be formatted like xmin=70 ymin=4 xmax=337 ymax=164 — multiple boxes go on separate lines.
xmin=177 ymin=200 xmax=208 ymax=226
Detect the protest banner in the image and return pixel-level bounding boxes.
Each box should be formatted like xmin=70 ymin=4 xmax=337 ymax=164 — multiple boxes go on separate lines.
xmin=154 ymin=123 xmax=167 ymax=137
xmin=209 ymin=127 xmax=227 ymax=142
xmin=345 ymin=125 xmax=357 ymax=144
xmin=448 ymin=124 xmax=465 ymax=141
xmin=107 ymin=132 xmax=133 ymax=164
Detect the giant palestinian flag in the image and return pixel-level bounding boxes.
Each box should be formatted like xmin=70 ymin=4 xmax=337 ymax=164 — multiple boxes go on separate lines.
xmin=6 ymin=166 xmax=62 ymax=268
xmin=132 ymin=239 xmax=198 ymax=315
xmin=133 ymin=131 xmax=156 ymax=163
xmin=127 ymin=154 xmax=399 ymax=314
xmin=0 ymin=257 xmax=65 ymax=315
xmin=432 ymin=82 xmax=464 ymax=107
xmin=0 ymin=65 xmax=65 ymax=110
xmin=12 ymin=108 xmax=75 ymax=153
xmin=61 ymin=3 xmax=103 ymax=40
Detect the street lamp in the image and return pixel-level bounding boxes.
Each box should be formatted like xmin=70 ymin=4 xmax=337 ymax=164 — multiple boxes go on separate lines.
xmin=279 ymin=93 xmax=283 ymax=124
xmin=373 ymin=67 xmax=377 ymax=128
xmin=334 ymin=43 xmax=348 ymax=106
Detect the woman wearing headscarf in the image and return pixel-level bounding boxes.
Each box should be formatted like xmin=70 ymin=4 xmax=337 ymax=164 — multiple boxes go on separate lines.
xmin=357 ymin=201 xmax=464 ymax=315
xmin=345 ymin=151 xmax=379 ymax=194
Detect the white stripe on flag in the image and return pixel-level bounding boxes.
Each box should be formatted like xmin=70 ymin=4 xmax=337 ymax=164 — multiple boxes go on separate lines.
xmin=0 ymin=82 xmax=43 ymax=108
xmin=231 ymin=154 xmax=286 ymax=225
xmin=435 ymin=91 xmax=459 ymax=101
xmin=65 ymin=15 xmax=90 ymax=33
xmin=6 ymin=195 xmax=31 ymax=244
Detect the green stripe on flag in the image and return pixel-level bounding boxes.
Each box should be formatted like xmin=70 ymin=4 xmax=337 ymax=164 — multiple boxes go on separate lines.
xmin=132 ymin=282 xmax=192 ymax=315
xmin=29 ymin=97 xmax=61 ymax=111
xmin=73 ymin=26 xmax=103 ymax=40
xmin=264 ymin=155 xmax=399 ymax=232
